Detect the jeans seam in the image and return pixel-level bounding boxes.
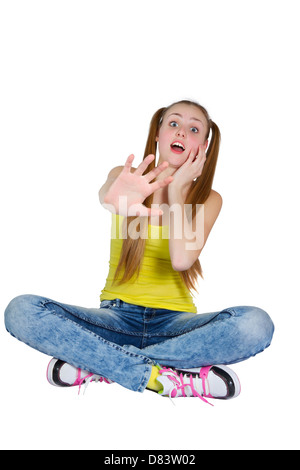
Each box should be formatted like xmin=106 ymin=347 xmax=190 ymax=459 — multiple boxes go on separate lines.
xmin=138 ymin=364 xmax=152 ymax=393
xmin=43 ymin=306 xmax=153 ymax=363
xmin=146 ymin=314 xmax=222 ymax=337
xmin=43 ymin=301 xmax=144 ymax=337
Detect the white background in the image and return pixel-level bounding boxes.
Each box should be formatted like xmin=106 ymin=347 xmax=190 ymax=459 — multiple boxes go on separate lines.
xmin=1 ymin=0 xmax=299 ymax=450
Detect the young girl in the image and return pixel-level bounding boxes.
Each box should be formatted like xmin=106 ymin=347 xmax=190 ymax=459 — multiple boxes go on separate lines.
xmin=4 ymin=100 xmax=274 ymax=403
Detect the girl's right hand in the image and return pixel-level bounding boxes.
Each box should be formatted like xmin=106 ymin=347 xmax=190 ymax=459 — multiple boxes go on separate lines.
xmin=103 ymin=154 xmax=173 ymax=217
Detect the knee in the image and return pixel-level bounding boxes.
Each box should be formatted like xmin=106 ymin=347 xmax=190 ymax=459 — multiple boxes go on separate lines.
xmin=4 ymin=294 xmax=40 ymax=338
xmin=237 ymin=306 xmax=275 ymax=350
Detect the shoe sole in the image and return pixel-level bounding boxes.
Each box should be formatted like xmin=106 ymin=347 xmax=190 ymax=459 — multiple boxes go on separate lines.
xmin=46 ymin=358 xmax=70 ymax=387
xmin=47 ymin=358 xmax=58 ymax=386
xmin=212 ymin=365 xmax=241 ymax=399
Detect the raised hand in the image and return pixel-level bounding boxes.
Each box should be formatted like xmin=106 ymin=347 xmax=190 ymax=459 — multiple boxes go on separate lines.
xmin=169 ymin=145 xmax=207 ymax=196
xmin=103 ymin=154 xmax=173 ymax=217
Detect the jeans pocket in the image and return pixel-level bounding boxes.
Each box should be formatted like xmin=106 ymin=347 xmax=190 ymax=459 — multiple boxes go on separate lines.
xmin=100 ymin=300 xmax=114 ymax=309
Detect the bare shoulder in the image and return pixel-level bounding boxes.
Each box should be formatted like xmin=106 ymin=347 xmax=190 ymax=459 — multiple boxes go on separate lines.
xmin=207 ymin=189 xmax=223 ymax=208
xmin=203 ymin=189 xmax=223 ymax=224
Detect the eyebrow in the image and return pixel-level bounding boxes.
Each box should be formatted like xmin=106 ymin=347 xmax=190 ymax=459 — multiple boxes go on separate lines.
xmin=167 ymin=112 xmax=204 ymax=127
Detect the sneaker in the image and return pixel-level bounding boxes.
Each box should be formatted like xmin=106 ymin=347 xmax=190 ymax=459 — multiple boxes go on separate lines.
xmin=156 ymin=365 xmax=241 ymax=405
xmin=47 ymin=358 xmax=113 ymax=394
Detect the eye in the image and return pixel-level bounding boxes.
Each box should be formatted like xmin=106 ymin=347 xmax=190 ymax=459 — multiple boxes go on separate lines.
xmin=190 ymin=127 xmax=198 ymax=133
xmin=169 ymin=121 xmax=178 ymax=128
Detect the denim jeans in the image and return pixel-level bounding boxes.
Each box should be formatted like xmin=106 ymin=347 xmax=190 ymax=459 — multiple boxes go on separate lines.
xmin=4 ymin=295 xmax=274 ymax=393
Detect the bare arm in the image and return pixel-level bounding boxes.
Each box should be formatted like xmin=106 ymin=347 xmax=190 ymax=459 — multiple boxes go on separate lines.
xmin=168 ymin=187 xmax=222 ymax=271
xmin=167 ymin=146 xmax=222 ymax=271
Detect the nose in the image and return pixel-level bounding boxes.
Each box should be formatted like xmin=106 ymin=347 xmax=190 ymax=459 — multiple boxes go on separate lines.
xmin=176 ymin=126 xmax=186 ymax=138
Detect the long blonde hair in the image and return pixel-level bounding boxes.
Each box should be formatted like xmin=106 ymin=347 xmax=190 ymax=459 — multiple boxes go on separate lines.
xmin=113 ymin=100 xmax=221 ymax=293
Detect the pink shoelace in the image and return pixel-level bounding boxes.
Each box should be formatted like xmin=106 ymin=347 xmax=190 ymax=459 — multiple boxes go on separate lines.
xmin=158 ymin=367 xmax=214 ymax=406
xmin=74 ymin=369 xmax=113 ymax=395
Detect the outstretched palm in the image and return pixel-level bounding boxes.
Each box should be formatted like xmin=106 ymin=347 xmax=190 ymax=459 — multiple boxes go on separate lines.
xmin=103 ymin=154 xmax=173 ymax=217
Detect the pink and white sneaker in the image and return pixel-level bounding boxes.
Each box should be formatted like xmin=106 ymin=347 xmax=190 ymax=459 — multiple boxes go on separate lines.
xmin=47 ymin=358 xmax=113 ymax=394
xmin=156 ymin=365 xmax=241 ymax=405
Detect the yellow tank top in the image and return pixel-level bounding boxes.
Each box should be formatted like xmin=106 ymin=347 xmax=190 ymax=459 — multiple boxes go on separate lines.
xmin=100 ymin=214 xmax=197 ymax=313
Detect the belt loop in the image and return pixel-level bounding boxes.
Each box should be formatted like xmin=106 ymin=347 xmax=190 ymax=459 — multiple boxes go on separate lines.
xmin=116 ymin=298 xmax=121 ymax=307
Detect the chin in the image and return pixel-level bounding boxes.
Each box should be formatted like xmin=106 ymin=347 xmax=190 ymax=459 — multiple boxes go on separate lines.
xmin=158 ymin=148 xmax=187 ymax=168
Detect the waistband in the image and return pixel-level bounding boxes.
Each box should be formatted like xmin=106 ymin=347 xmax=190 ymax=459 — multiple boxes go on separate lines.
xmin=100 ymin=298 xmax=184 ymax=316
xmin=101 ymin=298 xmax=157 ymax=313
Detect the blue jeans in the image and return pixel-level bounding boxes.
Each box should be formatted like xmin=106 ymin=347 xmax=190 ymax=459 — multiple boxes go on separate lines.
xmin=4 ymin=295 xmax=274 ymax=393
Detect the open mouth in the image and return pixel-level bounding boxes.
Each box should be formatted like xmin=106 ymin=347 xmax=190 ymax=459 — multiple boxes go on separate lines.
xmin=170 ymin=141 xmax=185 ymax=154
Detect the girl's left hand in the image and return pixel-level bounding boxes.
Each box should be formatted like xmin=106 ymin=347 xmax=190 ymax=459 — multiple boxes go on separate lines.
xmin=169 ymin=145 xmax=207 ymax=195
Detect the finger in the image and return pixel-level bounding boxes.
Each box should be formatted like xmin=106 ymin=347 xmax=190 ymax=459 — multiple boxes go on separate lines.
xmin=198 ymin=150 xmax=207 ymax=164
xmin=189 ymin=148 xmax=197 ymax=162
xmin=144 ymin=161 xmax=169 ymax=183
xmin=182 ymin=148 xmax=195 ymax=166
xmin=134 ymin=154 xmax=155 ymax=176
xmin=194 ymin=146 xmax=206 ymax=163
xmin=194 ymin=150 xmax=207 ymax=176
xmin=123 ymin=154 xmax=135 ymax=173
xmin=197 ymin=144 xmax=206 ymax=157
xmin=149 ymin=175 xmax=173 ymax=193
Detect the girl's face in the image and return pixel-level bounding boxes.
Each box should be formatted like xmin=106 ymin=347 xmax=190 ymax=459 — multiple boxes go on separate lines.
xmin=156 ymin=103 xmax=209 ymax=168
